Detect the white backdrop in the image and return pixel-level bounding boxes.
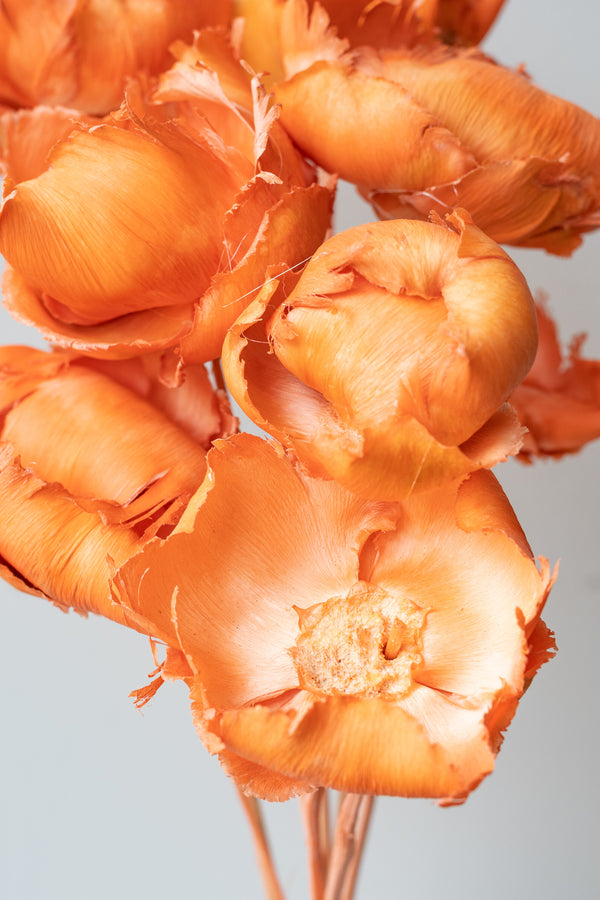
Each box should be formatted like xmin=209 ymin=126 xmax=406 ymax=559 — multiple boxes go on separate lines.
xmin=1 ymin=2 xmax=599 ymax=897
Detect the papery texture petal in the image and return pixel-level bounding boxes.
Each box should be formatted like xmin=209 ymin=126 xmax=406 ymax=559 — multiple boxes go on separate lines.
xmin=210 ymin=692 xmax=491 ymax=800
xmin=224 ymin=216 xmax=535 ymax=498
xmin=181 ymin=181 xmax=333 ymax=363
xmin=0 ymin=351 xmax=208 ymax=520
xmin=0 ymin=444 xmax=145 ymax=628
xmin=2 ymin=268 xmax=195 ymax=360
xmin=0 ymin=33 xmax=332 ymax=360
xmin=366 ymin=471 xmax=552 ymax=697
xmin=270 ymin=13 xmax=600 ymax=252
xmin=0 ymin=106 xmax=99 ymax=187
xmin=218 ymin=746 xmax=315 ymax=801
xmin=114 ymin=434 xmax=398 ymax=709
xmin=0 ymin=0 xmax=232 ymax=114
xmin=0 ymin=123 xmax=235 ymax=323
xmin=511 ymin=303 xmax=600 ymax=457
xmin=274 ymin=62 xmax=476 ymax=190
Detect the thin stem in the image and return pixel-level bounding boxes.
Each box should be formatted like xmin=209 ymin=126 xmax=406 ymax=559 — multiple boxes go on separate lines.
xmin=318 ymin=789 xmax=331 ymax=871
xmin=323 ymin=794 xmax=375 ymax=900
xmin=337 ymin=796 xmax=374 ymax=900
xmin=211 ymin=357 xmax=227 ymax=394
xmin=300 ymin=789 xmax=330 ymax=900
xmin=237 ymin=788 xmax=285 ymax=900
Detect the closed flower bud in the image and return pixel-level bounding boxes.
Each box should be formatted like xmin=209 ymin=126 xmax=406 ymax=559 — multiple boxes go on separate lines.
xmin=223 ymin=213 xmax=537 ymax=499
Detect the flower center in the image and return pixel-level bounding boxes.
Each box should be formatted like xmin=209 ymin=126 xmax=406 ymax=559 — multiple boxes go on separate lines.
xmin=292 ymin=583 xmax=426 ymax=699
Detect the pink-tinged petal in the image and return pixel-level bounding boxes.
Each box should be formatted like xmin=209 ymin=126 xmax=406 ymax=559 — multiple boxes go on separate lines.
xmin=511 ymin=302 xmax=600 ymax=458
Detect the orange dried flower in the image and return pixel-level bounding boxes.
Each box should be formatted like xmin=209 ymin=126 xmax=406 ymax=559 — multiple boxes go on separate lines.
xmin=0 ymin=0 xmax=232 ymax=115
xmin=0 ymin=31 xmax=332 ymax=363
xmin=511 ymin=301 xmax=600 ymax=459
xmin=114 ymin=434 xmax=555 ymax=803
xmin=0 ymin=345 xmax=233 ymax=631
xmin=270 ymin=0 xmax=600 ymax=254
xmin=222 ymin=212 xmax=536 ymax=500
xmin=233 ymin=0 xmax=507 ymax=87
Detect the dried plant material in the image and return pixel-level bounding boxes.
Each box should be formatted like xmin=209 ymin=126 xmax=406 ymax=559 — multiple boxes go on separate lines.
xmin=0 ymin=0 xmax=232 ymax=115
xmin=0 ymin=345 xmax=230 ymax=631
xmin=511 ymin=301 xmax=600 ymax=458
xmin=114 ymin=435 xmax=555 ymax=804
xmin=0 ymin=30 xmax=332 ymax=362
xmin=234 ymin=0 xmax=507 ymax=87
xmin=223 ymin=213 xmax=535 ymax=499
xmin=270 ymin=0 xmax=600 ymax=254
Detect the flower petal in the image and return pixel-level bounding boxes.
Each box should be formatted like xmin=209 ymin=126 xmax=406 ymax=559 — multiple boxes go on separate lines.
xmin=115 ymin=434 xmax=397 ymax=709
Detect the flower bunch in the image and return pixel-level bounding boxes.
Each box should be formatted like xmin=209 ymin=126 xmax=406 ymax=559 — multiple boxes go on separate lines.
xmin=2 ymin=0 xmax=598 ymax=896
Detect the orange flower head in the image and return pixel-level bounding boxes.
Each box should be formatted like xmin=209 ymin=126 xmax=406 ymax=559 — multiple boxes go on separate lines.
xmin=511 ymin=300 xmax=600 ymax=459
xmin=0 ymin=0 xmax=232 ymax=115
xmin=223 ymin=212 xmax=537 ymax=500
xmin=114 ymin=434 xmax=556 ymax=803
xmin=270 ymin=0 xmax=600 ymax=254
xmin=233 ymin=0 xmax=507 ymax=87
xmin=0 ymin=30 xmax=333 ymax=363
xmin=0 ymin=345 xmax=234 ymax=634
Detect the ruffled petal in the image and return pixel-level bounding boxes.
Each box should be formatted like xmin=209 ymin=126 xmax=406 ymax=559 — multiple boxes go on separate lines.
xmin=366 ymin=470 xmax=553 ymax=697
xmin=0 ymin=444 xmax=145 ymax=628
xmin=0 ymin=0 xmax=232 ymax=114
xmin=2 ymin=267 xmax=195 ymax=359
xmin=224 ymin=215 xmax=535 ymax=499
xmin=114 ymin=434 xmax=397 ymax=709
xmin=512 ymin=303 xmax=600 ymax=457
xmin=209 ymin=691 xmax=491 ymax=800
xmin=0 ymin=33 xmax=332 ymax=360
xmin=267 ymin=4 xmax=600 ymax=252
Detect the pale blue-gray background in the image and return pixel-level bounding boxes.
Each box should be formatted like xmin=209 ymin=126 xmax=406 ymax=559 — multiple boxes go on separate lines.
xmin=1 ymin=1 xmax=598 ymax=897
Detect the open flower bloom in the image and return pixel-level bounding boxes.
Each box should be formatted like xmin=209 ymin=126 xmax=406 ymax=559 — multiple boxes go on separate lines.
xmin=113 ymin=434 xmax=555 ymax=803
xmin=511 ymin=301 xmax=600 ymax=459
xmin=270 ymin=0 xmax=600 ymax=254
xmin=0 ymin=0 xmax=232 ymax=115
xmin=223 ymin=213 xmax=536 ymax=500
xmin=0 ymin=30 xmax=332 ymax=363
xmin=233 ymin=0 xmax=507 ymax=87
xmin=0 ymin=345 xmax=233 ymax=632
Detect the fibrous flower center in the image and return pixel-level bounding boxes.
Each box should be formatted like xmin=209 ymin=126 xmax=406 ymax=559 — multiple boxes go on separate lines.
xmin=292 ymin=582 xmax=426 ymax=699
